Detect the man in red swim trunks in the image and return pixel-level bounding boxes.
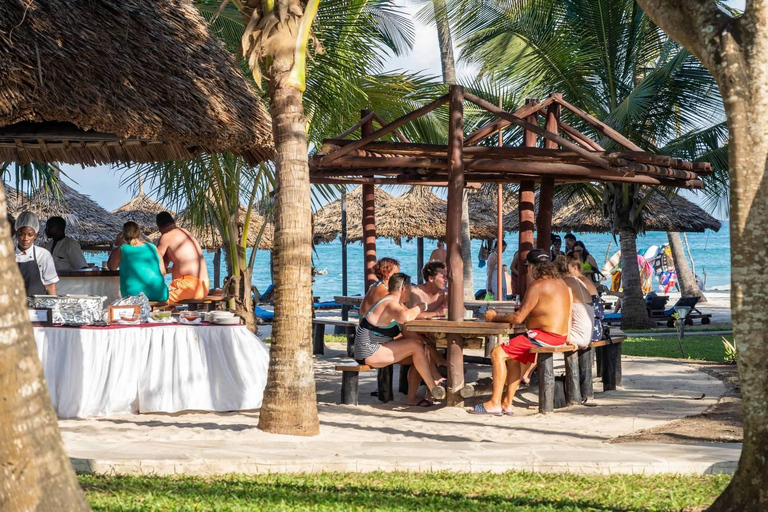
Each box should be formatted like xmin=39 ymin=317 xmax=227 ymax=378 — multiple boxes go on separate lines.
xmin=471 ymin=249 xmax=573 ymax=415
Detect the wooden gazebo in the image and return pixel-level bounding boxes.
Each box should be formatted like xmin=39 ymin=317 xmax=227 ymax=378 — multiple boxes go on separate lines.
xmin=309 ymin=86 xmax=710 ymax=406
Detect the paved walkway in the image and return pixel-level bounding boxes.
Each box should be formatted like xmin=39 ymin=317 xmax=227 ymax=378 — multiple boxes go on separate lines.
xmin=62 ymin=351 xmax=741 ymax=476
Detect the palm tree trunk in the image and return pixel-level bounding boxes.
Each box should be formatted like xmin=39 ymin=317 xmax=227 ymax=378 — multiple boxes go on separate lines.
xmin=257 ymin=85 xmax=319 ymax=436
xmin=666 ymin=231 xmax=706 ymax=302
xmin=0 ymin=192 xmax=90 ymax=510
xmin=432 ymin=0 xmax=457 ymax=84
xmin=619 ymin=226 xmax=652 ymax=330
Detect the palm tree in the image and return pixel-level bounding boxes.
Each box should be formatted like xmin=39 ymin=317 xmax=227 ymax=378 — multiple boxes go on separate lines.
xmin=0 ymin=185 xmax=90 ymax=510
xmin=451 ymin=0 xmax=726 ymax=329
xmin=196 ymin=0 xmax=425 ymax=436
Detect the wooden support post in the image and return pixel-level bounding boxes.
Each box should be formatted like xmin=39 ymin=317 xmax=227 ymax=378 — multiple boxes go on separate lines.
xmin=341 ymin=372 xmax=359 ymax=405
xmin=213 ymin=248 xmax=221 ymax=289
xmin=496 ymin=98 xmax=505 ymax=301
xmin=399 ymin=364 xmax=410 ymax=395
xmin=459 ymin=377 xmax=493 ymax=398
xmin=445 ymin=85 xmax=466 ymax=407
xmin=596 ymin=346 xmax=603 ymax=377
xmin=341 ymin=190 xmax=353 ymax=356
xmin=377 ymin=365 xmax=394 ymax=403
xmin=417 ymin=238 xmax=424 ymax=284
xmin=361 ymin=110 xmax=377 ymax=290
xmin=312 ymin=323 xmax=325 ymax=355
xmin=564 ymin=350 xmax=582 ymax=406
xmin=578 ymin=347 xmax=594 ymax=400
xmin=538 ymin=353 xmax=555 ymax=414
xmin=537 ymin=103 xmax=559 ymax=252
xmin=517 ymin=100 xmax=538 ymax=299
xmin=602 ymin=343 xmax=620 ymax=391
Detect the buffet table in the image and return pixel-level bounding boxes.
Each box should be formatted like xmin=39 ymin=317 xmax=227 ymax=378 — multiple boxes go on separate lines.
xmin=33 ymin=323 xmax=269 ymax=418
xmin=56 ymin=270 xmax=121 ymax=304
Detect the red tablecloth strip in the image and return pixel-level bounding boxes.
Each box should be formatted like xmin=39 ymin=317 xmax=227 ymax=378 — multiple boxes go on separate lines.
xmin=41 ymin=322 xmax=243 ymax=330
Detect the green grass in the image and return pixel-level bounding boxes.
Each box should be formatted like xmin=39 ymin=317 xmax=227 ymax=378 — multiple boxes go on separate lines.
xmin=624 ymin=325 xmax=732 ymax=334
xmin=79 ymin=471 xmax=730 ymax=511
xmin=622 ymin=335 xmax=732 ymax=362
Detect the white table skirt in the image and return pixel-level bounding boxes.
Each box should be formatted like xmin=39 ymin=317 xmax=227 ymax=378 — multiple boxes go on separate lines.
xmin=33 ymin=325 xmax=270 ymax=418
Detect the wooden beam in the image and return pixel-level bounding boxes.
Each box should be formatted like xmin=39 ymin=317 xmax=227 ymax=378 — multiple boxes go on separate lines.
xmin=446 ymin=85 xmax=465 ymax=407
xmin=333 ymin=111 xmax=376 ymax=140
xmin=518 ymin=99 xmax=538 ymax=299
xmin=371 ymin=112 xmax=411 ymax=143
xmin=463 ymin=95 xmax=557 ymax=146
xmin=464 ymin=92 xmax=616 ymax=171
xmin=554 ymin=97 xmax=644 ymax=152
xmin=321 ymin=94 xmax=449 ymax=164
xmin=537 ymin=103 xmax=559 ymax=253
xmin=557 ymin=119 xmax=605 ymax=151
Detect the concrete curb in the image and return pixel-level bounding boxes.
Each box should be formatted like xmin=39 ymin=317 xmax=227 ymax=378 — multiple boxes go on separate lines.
xmin=71 ymin=442 xmax=741 ymax=477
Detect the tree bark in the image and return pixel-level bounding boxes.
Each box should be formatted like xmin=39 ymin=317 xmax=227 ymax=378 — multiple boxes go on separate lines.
xmin=667 ymin=231 xmax=706 ymax=302
xmin=432 ymin=0 xmax=457 ymax=85
xmin=636 ymin=2 xmax=768 ymax=508
xmin=258 ymin=85 xmax=320 ymax=436
xmin=618 ymin=226 xmax=652 ymax=330
xmin=0 ymin=189 xmax=90 ymax=510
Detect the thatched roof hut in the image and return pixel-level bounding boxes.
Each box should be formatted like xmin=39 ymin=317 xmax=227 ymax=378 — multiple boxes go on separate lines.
xmin=3 ymin=182 xmax=25 ymax=213
xmin=502 ymin=191 xmax=721 ymax=233
xmin=550 ymin=193 xmax=721 ymax=233
xmin=11 ymin=182 xmax=125 ymax=250
xmin=376 ymin=187 xmax=447 ymax=243
xmin=112 ymin=178 xmax=173 ymax=235
xmin=167 ymin=205 xmax=274 ymax=251
xmin=468 ymin=184 xmax=519 ymax=239
xmin=312 ymin=185 xmax=395 ymax=244
xmin=0 ymin=0 xmax=273 ymax=165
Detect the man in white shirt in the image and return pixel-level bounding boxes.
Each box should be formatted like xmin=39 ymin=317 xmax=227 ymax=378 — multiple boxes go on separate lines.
xmin=15 ymin=211 xmax=58 ymax=295
xmin=44 ymin=216 xmax=88 ymax=271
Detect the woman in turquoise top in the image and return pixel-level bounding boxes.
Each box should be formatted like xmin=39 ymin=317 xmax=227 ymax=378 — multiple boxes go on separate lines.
xmin=107 ymin=222 xmax=168 ymax=301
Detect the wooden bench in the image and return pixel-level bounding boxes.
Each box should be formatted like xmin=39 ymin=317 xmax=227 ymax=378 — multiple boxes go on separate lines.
xmin=312 ymin=318 xmax=357 ymax=356
xmin=335 ymin=363 xmax=401 ymax=405
xmin=178 ymin=296 xmax=227 ymax=311
xmin=530 ymin=333 xmax=625 ymax=414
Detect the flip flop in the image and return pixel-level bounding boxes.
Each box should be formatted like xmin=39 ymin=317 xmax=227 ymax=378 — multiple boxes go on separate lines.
xmin=409 ymin=399 xmax=434 ymax=408
xmin=501 ymin=408 xmax=515 ymax=416
xmin=468 ymin=403 xmax=502 ymax=416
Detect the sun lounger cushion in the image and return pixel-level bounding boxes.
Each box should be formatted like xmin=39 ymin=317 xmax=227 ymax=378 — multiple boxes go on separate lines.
xmin=254 ymin=305 xmax=274 ymax=321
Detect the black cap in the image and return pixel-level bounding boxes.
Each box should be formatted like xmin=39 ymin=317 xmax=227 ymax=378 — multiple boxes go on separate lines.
xmin=526 ymin=249 xmax=551 ymax=264
xmin=551 ymin=233 xmax=561 ymax=243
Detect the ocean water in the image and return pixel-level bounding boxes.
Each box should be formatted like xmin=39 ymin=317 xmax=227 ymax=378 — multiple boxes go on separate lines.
xmin=85 ymin=222 xmax=730 ymax=301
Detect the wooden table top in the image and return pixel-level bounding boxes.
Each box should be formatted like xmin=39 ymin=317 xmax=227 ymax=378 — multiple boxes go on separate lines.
xmin=58 ymin=270 xmax=120 ymax=277
xmin=404 ymin=319 xmax=512 ymax=336
xmin=334 ymin=295 xmax=364 ymax=306
xmin=464 ymin=300 xmax=519 ymax=310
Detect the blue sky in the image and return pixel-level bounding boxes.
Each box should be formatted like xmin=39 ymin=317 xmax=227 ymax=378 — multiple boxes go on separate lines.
xmin=60 ymin=0 xmax=739 ymax=216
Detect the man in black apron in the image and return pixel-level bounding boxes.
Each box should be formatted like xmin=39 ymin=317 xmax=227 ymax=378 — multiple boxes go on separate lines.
xmin=14 ymin=211 xmax=59 ymax=296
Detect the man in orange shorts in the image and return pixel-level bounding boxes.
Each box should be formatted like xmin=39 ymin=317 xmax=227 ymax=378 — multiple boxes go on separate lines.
xmin=155 ymin=212 xmax=210 ymax=305
xmin=471 ymin=249 xmax=573 ymax=415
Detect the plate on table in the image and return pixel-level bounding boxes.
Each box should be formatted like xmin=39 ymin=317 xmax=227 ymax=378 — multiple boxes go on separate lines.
xmin=213 ymin=317 xmax=241 ymax=325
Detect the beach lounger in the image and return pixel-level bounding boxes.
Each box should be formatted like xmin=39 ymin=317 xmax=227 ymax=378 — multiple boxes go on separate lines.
xmin=254 ymin=305 xmax=274 ymax=323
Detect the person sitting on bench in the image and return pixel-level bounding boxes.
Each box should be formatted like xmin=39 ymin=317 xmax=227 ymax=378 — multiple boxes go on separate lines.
xmin=407 ymin=261 xmax=448 ymax=366
xmin=556 ymin=253 xmax=598 ymax=349
xmin=354 ymin=272 xmax=445 ymax=406
xmin=155 ymin=211 xmax=210 ymax=305
xmin=473 ymin=250 xmax=572 ymax=416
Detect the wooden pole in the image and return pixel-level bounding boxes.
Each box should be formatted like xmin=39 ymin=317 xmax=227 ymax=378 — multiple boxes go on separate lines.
xmin=496 ymin=96 xmax=504 ymax=300
xmin=361 ymin=111 xmax=378 ymax=289
xmin=537 ymin=103 xmax=559 ymax=253
xmin=417 ymin=238 xmax=424 ymax=284
xmin=517 ymin=100 xmax=537 ymax=299
xmin=446 ymin=85 xmax=466 ymax=407
xmin=213 ymin=247 xmax=221 ymax=289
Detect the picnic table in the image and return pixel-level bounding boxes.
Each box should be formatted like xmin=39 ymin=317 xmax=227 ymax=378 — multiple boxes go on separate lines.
xmin=336 ymin=296 xmax=520 ymax=313
xmin=403 ymin=319 xmax=518 ymax=406
xmin=334 ymin=295 xmax=363 ymax=307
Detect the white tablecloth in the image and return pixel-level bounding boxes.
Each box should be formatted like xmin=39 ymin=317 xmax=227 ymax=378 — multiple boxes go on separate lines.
xmin=33 ymin=325 xmax=270 ymax=418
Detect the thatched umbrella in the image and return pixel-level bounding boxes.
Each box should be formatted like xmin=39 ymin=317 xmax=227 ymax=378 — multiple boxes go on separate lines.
xmin=468 ymin=185 xmax=519 ymax=239
xmin=376 ymin=187 xmax=447 ymax=243
xmin=175 ymin=205 xmax=275 ymax=251
xmin=312 ymin=185 xmax=395 ymax=244
xmin=0 ymin=0 xmax=273 ymax=165
xmin=112 ymin=178 xmax=173 ymax=235
xmin=550 ymin=193 xmax=722 ymax=233
xmin=12 ymin=183 xmax=125 ymax=250
xmin=502 ymin=191 xmax=721 ymax=233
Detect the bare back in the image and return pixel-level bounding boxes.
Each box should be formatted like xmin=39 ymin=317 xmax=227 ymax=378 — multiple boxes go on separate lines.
xmin=564 ymin=274 xmax=597 ymax=304
xmin=519 ymin=278 xmax=572 ymax=336
xmin=157 ymin=226 xmax=209 ymax=282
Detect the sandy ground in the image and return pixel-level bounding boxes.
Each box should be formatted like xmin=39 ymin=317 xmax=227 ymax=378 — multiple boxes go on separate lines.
xmin=61 ymin=345 xmax=741 ymax=476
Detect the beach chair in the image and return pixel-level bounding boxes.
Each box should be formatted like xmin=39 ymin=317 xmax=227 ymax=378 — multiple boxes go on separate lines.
xmin=254 ymin=305 xmax=274 ymax=323
xmin=661 ymin=296 xmax=712 ymax=326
